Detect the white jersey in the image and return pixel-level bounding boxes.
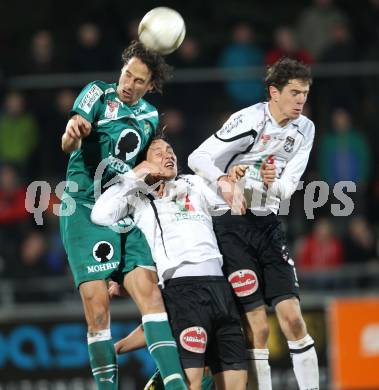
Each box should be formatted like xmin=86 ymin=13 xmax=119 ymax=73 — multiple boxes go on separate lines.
xmin=91 ymin=172 xmax=223 ymax=284
xmin=188 ymin=102 xmax=315 ymax=214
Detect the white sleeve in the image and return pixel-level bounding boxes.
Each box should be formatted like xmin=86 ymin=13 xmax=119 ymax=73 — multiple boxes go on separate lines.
xmin=188 ymin=111 xmax=258 ymax=183
xmin=269 ymin=125 xmax=315 ymax=200
xmin=91 ymin=170 xmax=141 ymax=226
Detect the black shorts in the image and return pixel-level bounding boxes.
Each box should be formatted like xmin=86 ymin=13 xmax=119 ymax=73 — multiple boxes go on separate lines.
xmin=213 ymin=211 xmax=299 ymax=312
xmin=161 ymin=276 xmax=247 ymax=374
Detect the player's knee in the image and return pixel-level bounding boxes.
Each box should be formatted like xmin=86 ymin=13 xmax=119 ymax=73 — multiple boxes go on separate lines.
xmin=245 ymin=319 xmax=269 ymax=347
xmin=257 ymin=321 xmax=270 ymax=340
xmin=148 ymin=285 xmax=165 ymax=310
xmin=253 ymin=322 xmax=270 ymax=346
xmin=282 ymin=312 xmax=306 ymax=335
xmin=86 ymin=305 xmax=109 ymax=331
xmin=86 ymin=299 xmax=109 ymax=332
xmin=135 ymin=284 xmax=165 ymax=313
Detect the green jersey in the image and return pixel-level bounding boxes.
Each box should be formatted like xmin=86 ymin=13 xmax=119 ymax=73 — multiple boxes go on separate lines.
xmin=65 ymin=80 xmax=159 ymax=203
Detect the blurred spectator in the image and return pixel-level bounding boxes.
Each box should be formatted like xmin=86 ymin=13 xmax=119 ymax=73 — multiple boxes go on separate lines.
xmin=318 ymin=108 xmax=371 ymax=186
xmin=0 ymin=91 xmax=39 ymax=174
xmin=167 ymin=37 xmax=214 ymax=113
xmin=219 ymin=22 xmax=265 ymax=108
xmin=296 ymin=218 xmax=344 ymax=271
xmin=353 ymin=0 xmax=379 ymax=52
xmin=172 ymin=37 xmax=205 ymax=68
xmin=126 ymin=18 xmax=140 ymax=42
xmin=0 ymin=164 xmax=30 ymax=279
xmin=0 ymin=164 xmax=28 ymax=225
xmin=36 ymin=88 xmax=75 ymax=178
xmin=18 ymin=231 xmax=50 ymax=277
xmin=30 ymin=30 xmax=62 ymax=73
xmin=8 ymin=230 xmax=53 ymax=302
xmin=320 ymin=21 xmax=356 ymax=63
xmin=343 ymin=216 xmax=378 ymax=264
xmin=297 ymin=0 xmax=347 ymax=60
xmin=318 ymin=21 xmax=357 ymax=111
xmin=265 ymin=26 xmax=313 ymax=65
xmin=71 ymin=22 xmax=116 ymax=71
xmin=16 ymin=30 xmax=65 ymax=75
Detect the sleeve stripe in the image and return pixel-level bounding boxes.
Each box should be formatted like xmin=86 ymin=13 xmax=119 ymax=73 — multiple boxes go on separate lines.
xmin=136 ymin=111 xmax=158 ymax=120
xmin=214 ymin=129 xmax=258 ymax=142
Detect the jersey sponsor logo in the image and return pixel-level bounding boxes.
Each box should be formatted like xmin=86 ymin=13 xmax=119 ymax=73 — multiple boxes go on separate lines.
xmin=180 ymin=326 xmax=207 ymax=354
xmin=92 ymin=241 xmax=114 ymax=262
xmin=180 ymin=194 xmax=195 ymax=212
xmin=107 ymin=155 xmax=131 ymax=174
xmin=258 ymin=133 xmax=271 ymax=151
xmin=174 ymin=193 xmax=206 ymax=221
xmin=105 ymin=100 xmax=120 ymax=119
xmin=115 ymin=129 xmax=142 ymax=162
xmin=132 ymin=102 xmax=147 ymax=116
xmin=216 ymin=114 xmax=244 ymax=138
xmin=262 ymin=134 xmax=271 ymax=142
xmin=228 ymin=269 xmax=258 ymax=297
xmin=87 ymin=261 xmax=119 ymax=273
xmin=175 ymin=212 xmax=207 ymax=222
xmin=78 ymin=84 xmax=103 ymax=114
xmin=283 ymin=136 xmax=295 ymax=153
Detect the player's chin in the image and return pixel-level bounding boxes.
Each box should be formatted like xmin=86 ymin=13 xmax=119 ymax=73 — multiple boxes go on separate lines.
xmin=163 ymin=167 xmax=177 ymax=180
xmin=291 ymin=109 xmax=302 ymax=118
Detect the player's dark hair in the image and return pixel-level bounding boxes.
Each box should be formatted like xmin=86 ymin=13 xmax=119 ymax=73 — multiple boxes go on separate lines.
xmin=265 ymin=57 xmax=312 ymax=99
xmin=122 ymin=41 xmax=172 ymax=94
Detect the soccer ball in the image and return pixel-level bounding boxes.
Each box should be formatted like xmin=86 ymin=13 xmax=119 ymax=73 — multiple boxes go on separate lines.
xmin=138 ymin=7 xmax=186 ymax=55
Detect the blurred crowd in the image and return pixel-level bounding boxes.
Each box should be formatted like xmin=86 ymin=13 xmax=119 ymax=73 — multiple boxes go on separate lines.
xmin=0 ymin=0 xmax=379 ymax=301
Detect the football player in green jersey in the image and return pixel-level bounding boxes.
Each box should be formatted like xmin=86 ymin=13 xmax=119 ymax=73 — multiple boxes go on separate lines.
xmin=60 ymin=41 xmax=187 ymax=390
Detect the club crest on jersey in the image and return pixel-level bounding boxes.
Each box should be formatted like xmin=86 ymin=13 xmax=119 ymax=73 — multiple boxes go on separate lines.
xmin=143 ymin=121 xmax=152 ymax=135
xmin=228 ymin=269 xmax=258 ymax=297
xmin=105 ymin=100 xmax=120 ymax=119
xmin=283 ymin=136 xmax=295 ymax=153
xmin=92 ymin=241 xmax=114 ymax=262
xmin=180 ymin=326 xmax=207 ymax=353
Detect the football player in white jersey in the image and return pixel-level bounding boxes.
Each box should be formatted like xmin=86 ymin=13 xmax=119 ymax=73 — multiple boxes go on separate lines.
xmin=188 ymin=58 xmax=319 ymax=390
xmin=91 ymin=138 xmax=247 ymax=390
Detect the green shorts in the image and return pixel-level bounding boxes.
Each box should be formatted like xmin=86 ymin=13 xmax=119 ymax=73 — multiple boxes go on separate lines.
xmin=59 ymin=200 xmax=155 ymax=287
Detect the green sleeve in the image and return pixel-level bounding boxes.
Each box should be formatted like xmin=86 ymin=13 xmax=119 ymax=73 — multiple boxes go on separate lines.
xmin=70 ymin=81 xmax=104 ymax=123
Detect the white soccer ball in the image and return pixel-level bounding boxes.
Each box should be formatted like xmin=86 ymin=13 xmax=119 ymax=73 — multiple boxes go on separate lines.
xmin=138 ymin=7 xmax=186 ymax=55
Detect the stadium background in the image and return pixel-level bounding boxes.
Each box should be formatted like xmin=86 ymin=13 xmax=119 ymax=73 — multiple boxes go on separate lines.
xmin=0 ymin=0 xmax=378 ymax=389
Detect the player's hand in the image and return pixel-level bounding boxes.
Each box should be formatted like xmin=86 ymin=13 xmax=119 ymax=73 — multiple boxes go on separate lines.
xmin=65 ymin=114 xmax=92 ymax=140
xmin=228 ymin=165 xmax=248 ymax=182
xmin=217 ymin=175 xmax=247 ymax=215
xmin=260 ymin=160 xmax=276 ymax=186
xmin=108 ymin=281 xmax=128 ymax=298
xmin=133 ymin=161 xmax=165 ymax=183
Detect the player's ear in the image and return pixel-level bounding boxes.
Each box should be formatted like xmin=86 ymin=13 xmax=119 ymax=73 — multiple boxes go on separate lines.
xmin=269 ymin=85 xmax=280 ymax=102
xmin=146 ymin=79 xmax=154 ymax=93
